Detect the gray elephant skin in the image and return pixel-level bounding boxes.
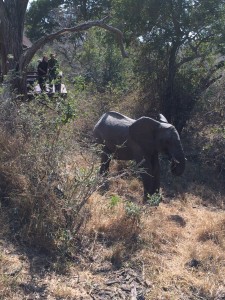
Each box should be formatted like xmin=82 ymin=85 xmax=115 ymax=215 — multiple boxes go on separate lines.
xmin=93 ymin=111 xmax=185 ymax=201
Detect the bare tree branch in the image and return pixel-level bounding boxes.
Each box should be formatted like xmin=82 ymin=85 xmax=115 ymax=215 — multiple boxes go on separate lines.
xmin=198 ymin=62 xmax=224 ymax=92
xmin=21 ymin=16 xmax=128 ymax=70
xmin=177 ymin=53 xmax=202 ymax=69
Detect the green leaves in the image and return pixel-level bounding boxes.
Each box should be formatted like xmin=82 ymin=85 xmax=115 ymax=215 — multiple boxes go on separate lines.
xmin=109 ymin=194 xmax=121 ymax=208
xmin=147 ymin=193 xmax=162 ymax=206
xmin=26 ymin=0 xmax=64 ymax=40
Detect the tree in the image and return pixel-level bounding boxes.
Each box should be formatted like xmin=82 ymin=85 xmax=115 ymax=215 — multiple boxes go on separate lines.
xmin=0 ymin=0 xmax=127 ymax=97
xmin=26 ymin=0 xmax=64 ymax=41
xmin=26 ymin=0 xmax=112 ymax=41
xmin=0 ymin=1 xmax=28 ymax=75
xmin=113 ymin=0 xmax=225 ymax=131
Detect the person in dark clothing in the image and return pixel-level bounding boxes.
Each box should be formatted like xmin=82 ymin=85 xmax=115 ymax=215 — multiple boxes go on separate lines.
xmin=37 ymin=56 xmax=48 ymax=92
xmin=48 ymin=53 xmax=61 ymax=92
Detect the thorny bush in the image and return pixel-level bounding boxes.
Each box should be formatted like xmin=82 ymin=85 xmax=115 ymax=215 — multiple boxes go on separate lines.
xmin=0 ymin=92 xmax=102 ymax=256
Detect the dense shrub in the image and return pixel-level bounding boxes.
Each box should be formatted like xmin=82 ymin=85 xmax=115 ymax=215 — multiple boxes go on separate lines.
xmin=0 ymin=91 xmax=102 ymax=255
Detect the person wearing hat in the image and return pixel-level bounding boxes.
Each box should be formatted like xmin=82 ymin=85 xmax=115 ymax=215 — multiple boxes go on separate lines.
xmin=48 ymin=53 xmax=61 ymax=92
xmin=37 ymin=56 xmax=48 ymax=92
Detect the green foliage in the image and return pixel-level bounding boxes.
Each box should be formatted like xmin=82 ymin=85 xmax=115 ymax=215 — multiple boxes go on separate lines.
xmin=111 ymin=0 xmax=225 ymax=130
xmin=79 ymin=28 xmax=134 ymax=91
xmin=73 ymin=75 xmax=86 ymax=91
xmin=26 ymin=0 xmax=64 ymax=41
xmin=147 ymin=193 xmax=162 ymax=207
xmin=59 ymin=100 xmax=77 ymax=125
xmin=26 ymin=0 xmax=112 ymax=41
xmin=201 ymin=128 xmax=225 ymax=175
xmin=125 ymin=201 xmax=141 ymax=218
xmin=109 ymin=194 xmax=121 ymax=208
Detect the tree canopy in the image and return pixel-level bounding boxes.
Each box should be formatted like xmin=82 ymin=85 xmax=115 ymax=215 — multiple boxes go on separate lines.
xmin=0 ymin=0 xmax=126 ymax=95
xmin=1 ymin=0 xmax=225 ymax=128
xmin=111 ymin=0 xmax=225 ymax=129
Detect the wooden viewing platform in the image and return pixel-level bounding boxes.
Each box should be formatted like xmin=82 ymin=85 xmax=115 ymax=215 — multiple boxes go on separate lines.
xmin=27 ymin=72 xmax=67 ymax=98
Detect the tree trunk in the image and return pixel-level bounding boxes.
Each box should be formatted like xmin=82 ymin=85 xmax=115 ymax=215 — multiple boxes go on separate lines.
xmin=0 ymin=1 xmax=127 ymax=98
xmin=0 ymin=44 xmax=8 ymax=75
xmin=162 ymin=41 xmax=179 ymax=124
xmin=0 ymin=0 xmax=28 ymax=95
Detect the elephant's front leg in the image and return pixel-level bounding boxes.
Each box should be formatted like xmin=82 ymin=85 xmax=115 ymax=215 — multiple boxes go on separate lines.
xmin=150 ymin=153 xmax=160 ymax=194
xmin=100 ymin=146 xmax=111 ymax=175
xmin=139 ymin=154 xmax=160 ymax=202
xmin=99 ymin=146 xmax=111 ymax=192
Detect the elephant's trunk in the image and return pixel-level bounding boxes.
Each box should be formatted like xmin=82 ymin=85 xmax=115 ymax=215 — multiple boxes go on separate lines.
xmin=170 ymin=145 xmax=185 ymax=176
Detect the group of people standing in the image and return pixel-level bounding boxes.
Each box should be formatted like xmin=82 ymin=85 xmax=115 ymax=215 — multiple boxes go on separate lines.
xmin=37 ymin=53 xmax=61 ymax=92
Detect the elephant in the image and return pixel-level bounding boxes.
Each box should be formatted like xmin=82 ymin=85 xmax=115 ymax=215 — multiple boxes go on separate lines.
xmin=93 ymin=111 xmax=185 ymax=201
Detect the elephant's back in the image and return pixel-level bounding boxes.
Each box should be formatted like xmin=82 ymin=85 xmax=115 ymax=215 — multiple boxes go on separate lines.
xmin=93 ymin=111 xmax=135 ymax=145
xmin=96 ymin=111 xmax=134 ymax=127
xmin=105 ymin=111 xmax=135 ymax=122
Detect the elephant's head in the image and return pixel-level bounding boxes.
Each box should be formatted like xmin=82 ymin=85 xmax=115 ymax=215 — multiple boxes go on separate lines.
xmin=129 ymin=114 xmax=185 ymax=176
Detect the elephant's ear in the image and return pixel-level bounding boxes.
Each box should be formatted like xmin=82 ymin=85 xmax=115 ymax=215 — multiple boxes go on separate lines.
xmin=129 ymin=117 xmax=160 ymax=150
xmin=158 ymin=114 xmax=168 ymax=123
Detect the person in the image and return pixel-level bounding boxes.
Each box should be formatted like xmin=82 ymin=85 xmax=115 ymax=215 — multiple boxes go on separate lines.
xmin=37 ymin=56 xmax=48 ymax=92
xmin=48 ymin=53 xmax=61 ymax=92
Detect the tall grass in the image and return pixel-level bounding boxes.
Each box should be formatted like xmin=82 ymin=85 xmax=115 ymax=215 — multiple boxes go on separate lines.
xmin=0 ymin=91 xmax=102 ymax=255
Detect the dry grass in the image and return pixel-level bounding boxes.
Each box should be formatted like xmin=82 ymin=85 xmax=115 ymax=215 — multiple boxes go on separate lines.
xmin=136 ymin=197 xmax=225 ymax=299
xmin=81 ymin=189 xmax=225 ymax=299
xmin=0 ymin=180 xmax=224 ymax=300
xmin=0 ymin=97 xmax=103 ymax=255
xmin=48 ymin=278 xmax=90 ymax=299
xmin=0 ymin=89 xmax=225 ymax=299
xmin=87 ymin=193 xmax=141 ymax=242
xmin=1 ymin=140 xmax=224 ymax=300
